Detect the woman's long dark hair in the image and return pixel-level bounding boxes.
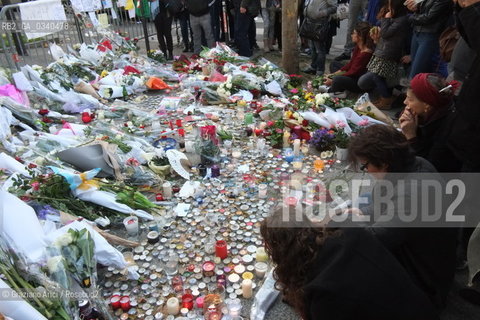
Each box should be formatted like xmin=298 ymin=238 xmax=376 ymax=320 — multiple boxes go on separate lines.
xmin=354 ymin=21 xmax=375 ymax=51
xmin=260 ymin=205 xmax=340 ymax=319
xmin=378 ymin=0 xmax=408 ymax=19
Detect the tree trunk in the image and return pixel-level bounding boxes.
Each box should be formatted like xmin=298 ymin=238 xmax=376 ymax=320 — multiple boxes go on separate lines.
xmin=281 ymin=0 xmax=299 ymax=74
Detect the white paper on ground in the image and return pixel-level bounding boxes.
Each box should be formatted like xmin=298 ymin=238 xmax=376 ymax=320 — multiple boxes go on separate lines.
xmin=166 ymin=149 xmax=191 ymax=180
xmin=98 ymin=85 xmax=124 ymax=98
xmin=336 ymin=107 xmax=364 ymax=125
xmin=230 ymin=90 xmax=253 ymax=102
xmin=174 ymin=203 xmax=191 ymax=217
xmin=179 ymin=181 xmax=201 ymax=198
xmin=0 ymin=153 xmax=30 ymax=176
xmin=250 ymin=269 xmax=280 ymax=320
xmin=44 ymin=220 xmax=127 ymax=271
xmin=300 ymin=111 xmax=331 ymax=128
xmin=0 ymin=191 xmax=46 ymax=263
xmin=0 ymin=279 xmax=48 ymax=320
xmin=265 ymin=81 xmax=282 ymax=96
xmin=12 ymin=72 xmax=33 ymax=91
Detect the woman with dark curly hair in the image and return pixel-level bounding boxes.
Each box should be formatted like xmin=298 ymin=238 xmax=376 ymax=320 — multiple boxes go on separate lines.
xmin=260 ymin=205 xmax=439 ymax=320
xmin=347 ymin=124 xmax=458 ymax=309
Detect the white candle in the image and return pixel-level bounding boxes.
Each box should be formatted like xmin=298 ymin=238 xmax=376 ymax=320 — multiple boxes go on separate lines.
xmin=258 ymin=184 xmax=268 ymax=199
xmin=166 ymin=297 xmax=180 ymax=315
xmin=162 ymin=182 xmax=172 ymax=199
xmin=123 ymin=216 xmax=138 ymax=236
xmin=293 ymin=139 xmax=301 ymax=156
xmin=283 ymin=131 xmax=291 ymax=148
xmin=254 ymin=262 xmax=268 ymax=279
xmin=242 ymin=279 xmax=253 ymax=299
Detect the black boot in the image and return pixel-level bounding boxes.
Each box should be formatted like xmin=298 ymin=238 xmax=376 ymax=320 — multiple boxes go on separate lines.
xmin=167 ymin=52 xmax=173 ymax=61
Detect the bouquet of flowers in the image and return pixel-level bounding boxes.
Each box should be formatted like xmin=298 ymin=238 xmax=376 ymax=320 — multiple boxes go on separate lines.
xmin=147 ymin=49 xmax=166 ymax=64
xmin=334 ymin=127 xmax=350 ymax=149
xmin=309 ymin=128 xmax=336 ymax=152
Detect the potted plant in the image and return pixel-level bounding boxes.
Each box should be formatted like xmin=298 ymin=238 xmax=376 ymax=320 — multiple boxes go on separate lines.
xmin=334 ymin=128 xmax=350 ymax=161
xmin=309 ymin=128 xmax=335 ymax=152
xmin=148 ymin=156 xmax=171 ymax=178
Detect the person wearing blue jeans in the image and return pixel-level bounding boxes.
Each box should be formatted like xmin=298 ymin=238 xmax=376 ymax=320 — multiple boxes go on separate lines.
xmin=404 ymin=0 xmax=452 ymax=79
xmin=357 ymin=71 xmax=390 ymax=99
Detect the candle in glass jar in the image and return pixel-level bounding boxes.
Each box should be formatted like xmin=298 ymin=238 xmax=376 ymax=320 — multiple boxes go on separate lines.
xmin=202 ymin=261 xmax=216 ymax=277
xmin=162 ymin=182 xmax=172 ymax=199
xmin=123 ymin=216 xmax=138 ymax=236
xmin=110 ymin=295 xmax=121 ymax=309
xmin=244 ymin=113 xmax=254 ymax=125
xmin=167 ymin=297 xmax=180 ymax=315
xmin=227 ymin=298 xmax=242 ymax=317
xmin=256 ymin=247 xmax=268 ymax=262
xmin=171 ymin=275 xmax=183 ymax=292
xmin=120 ymin=296 xmax=130 ymax=311
xmin=181 ymin=293 xmax=194 ymax=310
xmin=258 ymin=184 xmax=268 ymax=198
xmin=292 ymin=159 xmax=303 ymax=170
xmin=255 ymin=262 xmax=268 ymax=279
xmin=242 ymin=279 xmax=253 ymax=299
xmin=215 ymin=240 xmax=228 ymax=259
xmin=293 ymin=139 xmax=301 ymax=156
xmin=196 ymin=296 xmax=204 ymax=309
xmin=232 ymin=148 xmax=242 ymax=159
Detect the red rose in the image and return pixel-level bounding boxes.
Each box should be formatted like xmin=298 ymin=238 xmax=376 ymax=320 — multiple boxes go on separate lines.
xmin=28 ymin=163 xmax=37 ymax=169
xmin=300 ymin=131 xmax=311 ymax=141
xmin=42 ymin=117 xmax=52 ymax=123
xmin=267 ymin=121 xmax=275 ymax=127
xmin=38 ymin=109 xmax=49 ymax=115
xmin=14 ymin=156 xmax=24 ymax=163
xmin=124 ymin=37 xmax=130 ymax=41
xmin=302 ymin=120 xmax=309 ymax=127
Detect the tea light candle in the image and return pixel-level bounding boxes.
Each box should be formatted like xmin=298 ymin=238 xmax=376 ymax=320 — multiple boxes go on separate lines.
xmin=123 ymin=216 xmax=138 ymax=236
xmin=258 ymin=184 xmax=268 ymax=198
xmin=227 ymin=298 xmax=242 ymax=317
xmin=242 ymin=279 xmax=253 ymax=299
xmin=228 ymin=273 xmax=240 ymax=284
xmin=255 ymin=247 xmax=268 ymax=262
xmin=215 ymin=240 xmax=228 ymax=259
xmin=110 ymin=295 xmax=121 ymax=309
xmin=147 ymin=231 xmax=159 ymax=244
xmin=293 ymin=139 xmax=301 ymax=156
xmin=232 ymin=148 xmax=242 ymax=158
xmin=202 ymin=261 xmax=216 ymax=277
xmin=234 ymin=264 xmax=246 ymax=274
xmin=255 ymin=262 xmax=268 ymax=279
xmin=162 ymin=182 xmax=172 ymax=199
xmin=167 ymin=297 xmax=180 ymax=315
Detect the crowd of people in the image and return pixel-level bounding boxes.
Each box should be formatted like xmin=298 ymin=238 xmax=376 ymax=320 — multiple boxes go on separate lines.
xmin=151 ymin=0 xmax=480 ymax=319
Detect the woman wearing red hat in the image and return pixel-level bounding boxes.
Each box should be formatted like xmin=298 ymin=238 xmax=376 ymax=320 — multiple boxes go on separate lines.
xmin=399 ymin=73 xmax=461 ymax=172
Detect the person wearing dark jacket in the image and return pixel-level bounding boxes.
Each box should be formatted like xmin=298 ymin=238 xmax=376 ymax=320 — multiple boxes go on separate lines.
xmin=405 ymin=0 xmax=452 ymax=78
xmin=233 ymin=0 xmax=261 ymax=57
xmin=154 ymin=0 xmax=174 ymax=60
xmin=186 ymin=0 xmax=215 ymax=55
xmin=347 ymin=124 xmax=458 ymax=309
xmin=260 ymin=205 xmax=440 ymax=320
xmin=447 ymin=0 xmax=480 ymax=300
xmin=357 ymin=0 xmax=409 ymax=109
xmin=399 ymin=73 xmax=461 ymax=172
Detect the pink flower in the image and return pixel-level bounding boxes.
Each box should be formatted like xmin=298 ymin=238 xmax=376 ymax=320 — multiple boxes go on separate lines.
xmin=275 ymin=128 xmax=283 ymax=134
xmin=358 ymin=119 xmax=369 ymax=126
xmin=336 ymin=120 xmax=346 ymax=128
xmin=31 ymin=182 xmax=40 ymax=191
xmin=290 ymin=88 xmax=299 ymax=94
xmin=267 ymin=121 xmax=275 ymax=127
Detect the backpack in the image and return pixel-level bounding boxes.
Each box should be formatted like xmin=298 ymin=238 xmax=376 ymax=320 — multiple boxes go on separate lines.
xmin=166 ymin=0 xmax=184 ymax=16
xmin=439 ymin=25 xmax=460 ymax=63
xmin=186 ymin=0 xmax=210 ymax=16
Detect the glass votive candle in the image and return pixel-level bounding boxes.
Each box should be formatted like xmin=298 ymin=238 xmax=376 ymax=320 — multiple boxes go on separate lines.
xmin=232 ymin=148 xmax=242 ymax=159
xmin=123 ymin=216 xmax=138 ymax=236
xmin=123 ymin=251 xmax=135 ymax=266
xmin=255 ymin=247 xmax=268 ymax=262
xmin=215 ymin=240 xmax=228 ymax=259
xmin=258 ymin=184 xmax=268 ymax=199
xmin=254 ymin=262 xmax=268 ymax=279
xmin=181 ymin=293 xmax=194 ymax=310
xmin=292 ymin=158 xmax=303 ymax=170
xmin=284 ymin=148 xmax=295 ymax=163
xmin=224 ymin=140 xmax=233 ymax=149
xmin=314 ymin=159 xmax=325 ymax=171
xmin=227 ymin=298 xmax=242 ymax=317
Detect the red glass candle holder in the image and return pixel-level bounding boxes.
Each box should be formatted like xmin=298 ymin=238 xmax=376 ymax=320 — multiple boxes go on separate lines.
xmin=202 ymin=261 xmax=216 ymax=277
xmin=215 ymin=240 xmax=228 ymax=259
xmin=196 ymin=296 xmax=204 ymax=309
xmin=182 ymin=293 xmax=194 ymax=310
xmin=110 ymin=295 xmax=121 ymax=309
xmin=120 ymin=296 xmax=130 ymax=311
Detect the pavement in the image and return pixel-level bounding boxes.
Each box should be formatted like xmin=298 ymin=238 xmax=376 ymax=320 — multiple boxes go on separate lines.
xmin=140 ymin=18 xmax=480 ymax=320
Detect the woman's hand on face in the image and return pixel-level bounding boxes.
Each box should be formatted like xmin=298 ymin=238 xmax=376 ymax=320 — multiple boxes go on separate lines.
xmin=385 ymin=10 xmax=392 ymax=18
xmin=399 ymin=108 xmax=418 ymax=140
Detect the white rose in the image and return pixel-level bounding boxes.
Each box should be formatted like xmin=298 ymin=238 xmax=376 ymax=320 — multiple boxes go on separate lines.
xmin=226 ymin=83 xmax=232 ymax=89
xmin=326 ymin=151 xmax=334 ymax=158
xmin=53 ymin=232 xmax=73 ymax=248
xmin=320 ymin=151 xmax=327 ymax=159
xmin=47 ymin=256 xmax=63 ymax=273
xmin=315 ymin=94 xmax=326 ymax=106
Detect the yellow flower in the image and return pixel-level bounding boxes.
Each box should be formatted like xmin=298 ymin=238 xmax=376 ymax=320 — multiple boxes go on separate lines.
xmin=100 ymin=70 xmax=108 ymax=78
xmin=284 ymin=111 xmax=293 ymax=119
xmin=237 ymin=100 xmax=247 ymax=107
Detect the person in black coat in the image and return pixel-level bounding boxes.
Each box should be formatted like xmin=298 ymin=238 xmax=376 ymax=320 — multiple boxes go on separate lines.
xmin=154 ymin=0 xmax=174 ymax=60
xmin=260 ymin=205 xmax=440 ymax=320
xmin=399 ymin=73 xmax=461 ymax=172
xmin=347 ymin=124 xmax=458 ymax=309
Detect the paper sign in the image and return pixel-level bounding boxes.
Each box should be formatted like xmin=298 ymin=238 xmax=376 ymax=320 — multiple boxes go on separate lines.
xmin=19 ymin=0 xmax=67 ymax=40
xmin=98 ymin=13 xmax=109 ymax=26
xmin=88 ymin=11 xmax=99 ymax=27
xmin=102 ymin=0 xmax=113 ymax=8
xmin=110 ymin=7 xmax=118 ymax=19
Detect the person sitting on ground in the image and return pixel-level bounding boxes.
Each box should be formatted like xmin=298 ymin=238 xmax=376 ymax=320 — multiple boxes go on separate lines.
xmin=322 ymin=21 xmax=374 ymax=97
xmin=357 ymin=0 xmax=410 ymax=109
xmin=260 ymin=205 xmax=440 ymax=320
xmin=346 ymin=124 xmax=458 ymax=309
xmin=400 ymin=73 xmax=461 ymax=172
